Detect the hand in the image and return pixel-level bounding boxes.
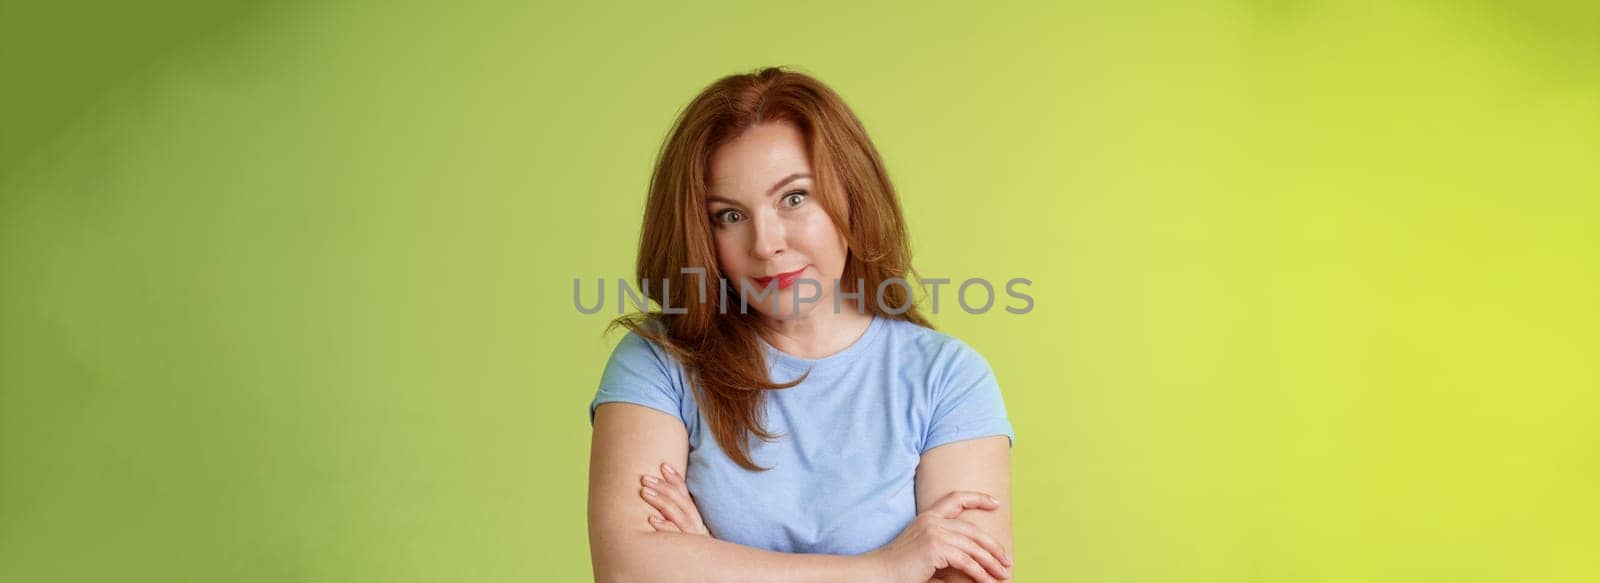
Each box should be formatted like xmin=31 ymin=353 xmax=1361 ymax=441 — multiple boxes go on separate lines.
xmin=639 ymin=462 xmax=710 ymax=536
xmin=865 ymin=491 xmax=1013 ymax=583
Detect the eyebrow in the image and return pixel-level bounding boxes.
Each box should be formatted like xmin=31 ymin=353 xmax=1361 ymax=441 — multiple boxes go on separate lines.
xmin=706 ymin=172 xmax=812 ymax=206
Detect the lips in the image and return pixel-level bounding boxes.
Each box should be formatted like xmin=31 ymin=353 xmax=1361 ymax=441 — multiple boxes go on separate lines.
xmin=752 ymin=266 xmax=808 ymax=290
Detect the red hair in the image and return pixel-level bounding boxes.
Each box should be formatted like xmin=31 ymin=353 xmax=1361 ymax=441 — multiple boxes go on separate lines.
xmin=611 ymin=66 xmax=931 ymax=471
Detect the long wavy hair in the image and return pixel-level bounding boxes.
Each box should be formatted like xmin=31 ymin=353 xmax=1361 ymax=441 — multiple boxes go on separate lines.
xmin=610 ymin=66 xmax=932 ymax=471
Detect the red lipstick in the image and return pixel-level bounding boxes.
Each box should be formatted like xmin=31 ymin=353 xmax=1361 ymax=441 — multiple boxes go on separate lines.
xmin=753 ymin=266 xmax=808 ymax=290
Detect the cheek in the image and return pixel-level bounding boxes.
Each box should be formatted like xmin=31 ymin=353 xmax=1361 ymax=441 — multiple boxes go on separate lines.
xmin=712 ymin=229 xmax=744 ymax=275
xmin=795 ymin=209 xmax=846 ymax=263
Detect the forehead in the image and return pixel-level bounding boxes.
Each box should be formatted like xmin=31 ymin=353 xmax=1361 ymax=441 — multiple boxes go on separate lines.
xmin=707 ymin=121 xmax=812 ymax=199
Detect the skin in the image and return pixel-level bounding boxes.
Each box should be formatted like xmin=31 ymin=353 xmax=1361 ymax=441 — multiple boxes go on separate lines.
xmin=588 ymin=120 xmax=1015 ymax=582
xmin=705 ymin=119 xmax=873 ymax=358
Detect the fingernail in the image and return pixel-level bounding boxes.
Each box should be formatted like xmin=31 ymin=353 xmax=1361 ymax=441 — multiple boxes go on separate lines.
xmin=662 ymin=463 xmax=677 ymax=476
xmin=648 ymin=516 xmax=661 ymax=523
xmin=642 ymin=487 xmax=658 ymax=497
xmin=987 ymin=495 xmax=1000 ymax=505
xmin=643 ymin=475 xmax=659 ymax=485
xmin=1003 ymin=552 xmax=1013 ymax=567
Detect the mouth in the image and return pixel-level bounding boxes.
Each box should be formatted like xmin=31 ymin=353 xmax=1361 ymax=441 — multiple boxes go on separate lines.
xmin=752 ymin=265 xmax=808 ymax=290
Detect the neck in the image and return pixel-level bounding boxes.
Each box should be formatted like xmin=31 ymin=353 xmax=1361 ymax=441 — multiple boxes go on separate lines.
xmin=755 ymin=300 xmax=876 ymax=360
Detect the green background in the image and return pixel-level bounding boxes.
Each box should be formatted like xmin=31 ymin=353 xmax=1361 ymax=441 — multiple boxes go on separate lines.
xmin=2 ymin=0 xmax=1596 ymax=580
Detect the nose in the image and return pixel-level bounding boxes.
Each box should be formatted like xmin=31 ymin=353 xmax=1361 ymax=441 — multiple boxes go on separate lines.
xmin=750 ymin=210 xmax=785 ymax=260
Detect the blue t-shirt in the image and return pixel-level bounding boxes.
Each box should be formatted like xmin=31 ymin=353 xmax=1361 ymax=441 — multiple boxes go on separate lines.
xmin=588 ymin=315 xmax=1015 ymax=555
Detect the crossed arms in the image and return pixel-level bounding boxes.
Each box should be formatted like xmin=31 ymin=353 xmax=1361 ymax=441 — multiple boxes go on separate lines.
xmin=587 ymin=402 xmax=1014 ymax=582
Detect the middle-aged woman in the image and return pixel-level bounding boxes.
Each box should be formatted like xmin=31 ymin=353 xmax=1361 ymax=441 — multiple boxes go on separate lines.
xmin=587 ymin=66 xmax=1017 ymax=583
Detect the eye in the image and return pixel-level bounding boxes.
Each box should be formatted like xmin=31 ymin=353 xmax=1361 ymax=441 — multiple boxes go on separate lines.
xmin=781 ymin=190 xmax=808 ymax=208
xmin=713 ymin=209 xmax=744 ymax=225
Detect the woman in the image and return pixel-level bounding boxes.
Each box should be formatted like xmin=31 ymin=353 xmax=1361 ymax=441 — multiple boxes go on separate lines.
xmin=587 ymin=66 xmax=1016 ymax=583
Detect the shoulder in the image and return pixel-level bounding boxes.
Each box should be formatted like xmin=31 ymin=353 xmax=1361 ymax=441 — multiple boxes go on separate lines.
xmin=603 ymin=318 xmax=675 ymax=366
xmin=601 ymin=329 xmax=688 ymax=390
xmin=880 ymin=318 xmax=995 ymax=389
xmin=597 ymin=317 xmax=689 ymax=392
xmin=891 ymin=321 xmax=1014 ymax=451
xmin=591 ymin=322 xmax=692 ymax=426
xmin=608 ymin=328 xmax=667 ymax=363
xmin=884 ymin=318 xmax=988 ymax=369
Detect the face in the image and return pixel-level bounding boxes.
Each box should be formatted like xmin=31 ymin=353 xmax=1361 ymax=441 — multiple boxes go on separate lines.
xmin=706 ymin=121 xmax=851 ymax=321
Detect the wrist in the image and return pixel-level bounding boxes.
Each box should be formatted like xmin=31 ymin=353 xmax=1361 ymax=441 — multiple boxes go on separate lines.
xmin=852 ymin=550 xmax=888 ymax=580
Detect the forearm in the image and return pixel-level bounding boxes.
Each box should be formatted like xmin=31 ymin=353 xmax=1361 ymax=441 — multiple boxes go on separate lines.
xmin=593 ymin=530 xmax=878 ymax=583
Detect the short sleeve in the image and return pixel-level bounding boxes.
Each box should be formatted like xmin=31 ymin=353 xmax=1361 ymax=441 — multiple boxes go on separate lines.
xmin=922 ymin=340 xmax=1016 ymax=453
xmin=588 ymin=331 xmax=688 ymax=427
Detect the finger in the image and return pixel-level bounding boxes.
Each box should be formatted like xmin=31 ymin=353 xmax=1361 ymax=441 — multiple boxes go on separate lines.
xmin=649 ymin=500 xmax=694 ymax=534
xmin=934 ymin=525 xmax=1011 ymax=579
xmin=638 ymin=482 xmax=673 ymax=513
xmin=640 ymin=486 xmax=688 ymax=527
xmin=673 ymin=489 xmax=708 ymax=535
xmin=661 ymin=466 xmax=696 ymax=508
xmin=643 ymin=489 xmax=703 ymax=535
xmin=939 ymin=526 xmax=1010 ymax=581
xmin=660 ymin=468 xmax=688 ymax=499
xmin=944 ymin=549 xmax=997 ymax=583
xmin=940 ymin=518 xmax=1012 ymax=568
xmin=928 ymin=491 xmax=1001 ymax=519
xmin=646 ymin=474 xmax=692 ymax=513
xmin=649 ymin=471 xmax=708 ymax=534
xmin=647 ymin=514 xmax=681 ymax=532
xmin=643 ymin=479 xmax=697 ymax=530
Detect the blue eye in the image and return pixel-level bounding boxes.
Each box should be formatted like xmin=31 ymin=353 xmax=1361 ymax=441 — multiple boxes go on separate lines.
xmin=782 ymin=191 xmax=807 ymax=208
